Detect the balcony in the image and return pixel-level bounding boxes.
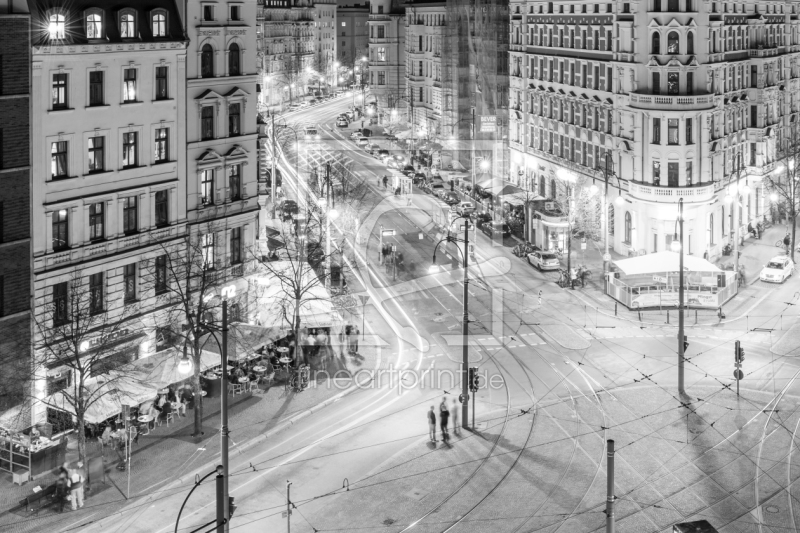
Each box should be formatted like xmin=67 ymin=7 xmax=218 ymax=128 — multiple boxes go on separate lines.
xmin=749 ymin=46 xmax=783 ymax=58
xmin=628 ymin=183 xmax=715 ymax=204
xmin=369 ymin=14 xmax=390 ymax=21
xmin=627 ymin=93 xmax=718 ymax=111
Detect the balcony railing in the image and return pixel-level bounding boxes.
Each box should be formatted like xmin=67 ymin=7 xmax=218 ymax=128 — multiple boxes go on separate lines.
xmin=629 ymin=182 xmax=715 ymax=203
xmin=627 ymin=93 xmax=717 ymax=111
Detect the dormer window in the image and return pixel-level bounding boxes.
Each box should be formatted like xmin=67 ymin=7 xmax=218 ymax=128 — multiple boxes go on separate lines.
xmin=152 ymin=10 xmax=167 ymax=37
xmin=86 ymin=10 xmax=103 ymax=39
xmin=120 ymin=10 xmax=135 ymax=38
xmin=48 ymin=13 xmax=65 ymax=40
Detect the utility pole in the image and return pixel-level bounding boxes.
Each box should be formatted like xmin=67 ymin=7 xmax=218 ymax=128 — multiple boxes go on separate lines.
xmin=216 ymin=469 xmax=225 ymax=533
xmin=270 ymin=114 xmax=277 ymax=219
xmin=286 ymin=481 xmax=293 ymax=533
xmin=677 ymin=198 xmax=686 ymax=397
xmin=220 ymin=300 xmax=230 ymax=532
xmin=606 ymin=439 xmax=615 ymax=533
xmin=461 ymin=220 xmax=470 ymax=429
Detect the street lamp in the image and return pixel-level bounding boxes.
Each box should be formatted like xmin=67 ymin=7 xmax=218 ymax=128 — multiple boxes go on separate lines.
xmin=594 ymin=156 xmax=624 ymax=274
xmin=322 ymin=162 xmax=338 ymax=289
xmin=673 ymin=198 xmax=686 ymax=397
xmin=724 ymin=152 xmax=749 ymax=283
xmin=431 ymin=216 xmax=472 ymax=429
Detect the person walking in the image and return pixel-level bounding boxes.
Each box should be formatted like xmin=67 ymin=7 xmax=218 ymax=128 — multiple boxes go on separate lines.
xmin=54 ymin=474 xmax=70 ymax=513
xmin=69 ymin=462 xmax=85 ymax=510
xmin=352 ymin=326 xmax=360 ymax=354
xmin=452 ymin=399 xmax=461 ymax=435
xmin=439 ymin=398 xmax=450 ymax=443
xmin=428 ymin=406 xmax=437 ymax=442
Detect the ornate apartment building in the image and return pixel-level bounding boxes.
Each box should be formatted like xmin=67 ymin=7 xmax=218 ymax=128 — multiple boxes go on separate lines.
xmin=367 ymin=0 xmax=407 ymax=120
xmin=405 ymin=1 xmax=447 ymax=138
xmin=337 ymin=3 xmax=369 ymax=70
xmin=509 ymin=0 xmax=800 ymax=259
xmin=314 ymin=0 xmax=337 ymax=88
xmin=185 ymin=0 xmax=259 ymax=296
xmin=257 ymin=0 xmax=316 ymax=108
xmin=27 ymin=0 xmax=188 ymax=422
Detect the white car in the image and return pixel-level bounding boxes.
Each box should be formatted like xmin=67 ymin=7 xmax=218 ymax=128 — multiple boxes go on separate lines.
xmin=760 ymin=255 xmax=794 ymax=283
xmin=455 ymin=201 xmax=475 ymax=216
xmin=527 ymin=250 xmax=560 ymax=271
xmin=356 ymin=137 xmax=369 ymax=147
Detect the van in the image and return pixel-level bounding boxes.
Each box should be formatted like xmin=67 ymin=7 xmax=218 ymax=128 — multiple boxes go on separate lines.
xmin=304 ymin=127 xmax=320 ymax=141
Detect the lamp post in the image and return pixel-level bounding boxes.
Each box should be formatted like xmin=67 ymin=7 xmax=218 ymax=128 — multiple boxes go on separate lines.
xmin=594 ymin=156 xmax=624 ymax=274
xmin=671 ymin=198 xmax=686 ymax=397
xmin=724 ymin=152 xmax=750 ymax=284
xmin=431 ymin=216 xmax=472 ymax=429
xmin=322 ymin=163 xmax=339 ymax=289
xmin=178 ymin=300 xmax=232 ymax=532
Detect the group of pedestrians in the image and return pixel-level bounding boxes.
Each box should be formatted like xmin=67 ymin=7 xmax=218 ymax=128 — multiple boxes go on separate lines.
xmin=428 ymin=398 xmax=460 ymax=444
xmin=54 ymin=461 xmax=85 ymax=512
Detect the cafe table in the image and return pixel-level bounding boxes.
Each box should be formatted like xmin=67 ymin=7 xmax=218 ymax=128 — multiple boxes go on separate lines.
xmin=252 ymin=366 xmax=267 ymax=373
xmin=137 ymin=414 xmax=155 ymax=433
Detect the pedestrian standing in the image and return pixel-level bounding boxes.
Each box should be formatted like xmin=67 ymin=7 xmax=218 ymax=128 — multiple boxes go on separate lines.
xmin=440 ymin=401 xmax=450 ymax=443
xmin=452 ymin=399 xmax=460 ymax=434
xmin=69 ymin=462 xmax=85 ymax=510
xmin=352 ymin=327 xmax=360 ymax=353
xmin=54 ymin=474 xmax=70 ymax=513
xmin=428 ymin=406 xmax=437 ymax=442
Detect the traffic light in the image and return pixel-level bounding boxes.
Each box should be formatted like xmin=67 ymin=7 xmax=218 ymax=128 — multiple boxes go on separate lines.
xmin=683 ymin=336 xmax=689 ymax=353
xmin=469 ymin=367 xmax=480 ymax=391
xmin=229 ymin=496 xmax=237 ymax=518
xmin=735 ymin=340 xmax=742 ymax=364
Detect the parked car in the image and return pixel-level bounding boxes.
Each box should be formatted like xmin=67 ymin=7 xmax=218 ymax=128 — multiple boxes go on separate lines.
xmin=278 ymin=199 xmax=299 ymax=220
xmin=336 ymin=119 xmax=349 ymax=128
xmin=349 ymin=131 xmax=361 ymax=140
xmin=402 ymin=165 xmax=415 ymax=176
xmin=430 ymin=183 xmax=446 ymax=196
xmin=473 ymin=212 xmax=492 ymax=228
xmin=357 ymin=137 xmax=370 ymax=147
xmin=760 ymin=255 xmax=794 ymax=283
xmin=304 ymin=127 xmax=320 ymax=141
xmin=455 ymin=201 xmax=476 ymax=216
xmin=298 ymin=101 xmax=309 ymax=108
xmin=378 ymin=149 xmax=390 ymax=159
xmin=308 ymin=98 xmax=319 ymax=106
xmin=481 ymin=221 xmax=511 ymax=238
xmin=392 ymin=154 xmax=405 ymax=163
xmin=386 ymin=160 xmax=400 ymax=170
xmin=527 ymin=250 xmax=560 ymax=271
xmin=442 ymin=192 xmax=460 ymax=205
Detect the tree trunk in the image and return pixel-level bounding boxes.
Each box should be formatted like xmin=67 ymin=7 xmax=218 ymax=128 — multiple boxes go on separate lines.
xmin=192 ymin=339 xmax=204 ymax=437
xmin=792 ymin=211 xmax=797 ymax=263
xmin=76 ymin=413 xmax=87 ymax=487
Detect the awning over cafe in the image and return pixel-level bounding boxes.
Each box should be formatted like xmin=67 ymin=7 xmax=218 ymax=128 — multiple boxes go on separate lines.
xmin=613 ymin=251 xmax=721 ymax=276
xmin=42 ymin=376 xmax=159 ymax=424
xmin=130 ymin=349 xmax=223 ymax=389
xmin=200 ymin=323 xmax=283 ymax=361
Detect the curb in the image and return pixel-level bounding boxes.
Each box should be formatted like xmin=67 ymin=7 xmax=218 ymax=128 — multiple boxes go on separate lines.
xmin=64 ymin=383 xmax=363 ymax=533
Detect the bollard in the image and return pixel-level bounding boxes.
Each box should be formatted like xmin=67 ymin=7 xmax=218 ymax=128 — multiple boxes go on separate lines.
xmin=638 ymin=310 xmax=641 ymax=321
xmin=667 ymin=310 xmax=670 ymax=324
xmin=614 ymin=302 xmax=618 ymax=316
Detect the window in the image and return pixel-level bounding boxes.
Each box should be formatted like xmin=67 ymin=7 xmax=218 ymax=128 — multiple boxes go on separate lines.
xmin=667 ymin=72 xmax=679 ymax=94
xmin=651 ymin=33 xmax=660 ymax=54
xmin=687 ymin=32 xmax=694 ymax=54
xmin=51 ymin=141 xmax=68 ymax=178
xmin=229 ymin=164 xmax=241 ymax=200
xmin=152 ymin=13 xmax=166 ymax=37
xmin=230 ymin=5 xmax=241 ymax=21
xmin=155 ymin=66 xmax=168 ymax=99
xmin=123 ymin=68 xmax=137 ymax=102
xmin=668 ymin=119 xmax=679 ymax=144
xmin=377 ymin=26 xmax=385 ymax=38
xmin=122 ymin=132 xmax=138 ymax=167
xmin=53 ymin=282 xmax=68 ymax=326
xmin=652 ymin=72 xmax=660 ymax=94
xmin=201 ymin=106 xmax=214 ymax=139
xmin=89 ymin=71 xmax=104 ymax=106
xmin=378 ymin=5 xmax=384 ymax=13
xmin=122 ymin=196 xmax=137 ymax=234
xmin=155 ymin=190 xmax=169 ymax=227
xmin=230 ymin=227 xmax=242 ymax=264
xmin=652 ymin=118 xmax=661 ymax=144
xmin=123 ymin=263 xmax=136 ymax=302
xmin=668 ymin=162 xmax=679 ymax=186
xmin=89 ymin=272 xmax=103 ymax=315
xmin=624 ymin=212 xmax=632 ymax=243
xmin=378 ymin=71 xmax=385 ymax=85
xmin=201 ymin=44 xmax=214 ymax=78
xmin=686 ymin=118 xmax=693 ymax=144
xmin=750 ymin=142 xmax=757 ymax=165
xmin=378 ymin=47 xmax=386 ymax=61
xmin=203 ymin=5 xmax=214 ymax=21
xmin=120 ymin=13 xmax=135 ymax=38
xmin=201 ymin=170 xmax=214 ymax=205
xmin=89 ymin=202 xmax=104 ymax=241
xmin=49 ymin=13 xmax=65 ymax=39
xmin=229 ymin=43 xmax=240 ymax=76
xmin=86 ymin=13 xmax=103 ymax=39
xmin=653 ymin=161 xmax=661 ymax=185
xmin=201 ymin=233 xmax=215 ymax=269
xmin=686 ymin=72 xmax=694 ymax=94
xmin=52 ymin=209 xmax=69 ymax=250
xmin=88 ymin=136 xmax=104 ymax=172
xmin=667 ymin=31 xmax=679 ymax=54
xmin=228 ymin=103 xmax=241 ymax=136
xmin=52 ymin=73 xmax=68 ymax=109
xmin=153 ymin=128 xmax=168 ymax=163
xmin=686 ymin=161 xmax=693 ymax=185
xmin=155 ymin=255 xmax=168 ymax=294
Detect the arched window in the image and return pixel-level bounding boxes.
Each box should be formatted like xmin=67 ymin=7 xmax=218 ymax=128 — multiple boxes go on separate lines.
xmin=667 ymin=31 xmax=679 ymax=54
xmin=624 ymin=212 xmax=632 ymax=244
xmin=228 ymin=43 xmax=240 ymax=76
xmin=687 ymin=32 xmax=694 ymax=54
xmin=550 ymin=178 xmax=556 ymax=198
xmin=539 ymin=176 xmax=546 ymax=197
xmin=86 ymin=12 xmax=103 ymax=39
xmin=49 ymin=13 xmax=65 ymax=39
xmin=201 ymin=44 xmax=214 ymax=78
xmin=152 ymin=13 xmax=166 ymax=37
xmin=651 ymin=32 xmax=660 ymax=54
xmin=120 ymin=12 xmax=135 ymax=38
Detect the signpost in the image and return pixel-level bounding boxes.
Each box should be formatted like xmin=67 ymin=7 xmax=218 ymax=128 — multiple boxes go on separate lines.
xmin=479 ymin=115 xmax=497 ymax=133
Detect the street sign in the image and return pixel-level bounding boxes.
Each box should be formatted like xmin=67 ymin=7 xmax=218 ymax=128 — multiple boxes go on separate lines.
xmin=392 ymin=245 xmax=397 ymax=252
xmin=382 ymin=229 xmax=396 ymax=236
xmin=458 ymin=393 xmax=469 ymax=404
xmin=580 ymin=242 xmax=587 ymax=250
xmin=734 ymin=369 xmax=744 ymax=380
xmin=653 ymin=275 xmax=667 ymax=283
xmin=602 ymin=253 xmax=611 ymax=262
xmin=479 ymin=115 xmax=497 ymax=133
xmin=419 ymin=232 xmax=424 ymax=240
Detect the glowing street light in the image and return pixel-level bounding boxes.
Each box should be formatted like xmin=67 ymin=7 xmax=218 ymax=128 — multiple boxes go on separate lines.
xmin=589 ymin=184 xmax=599 ymax=196
xmin=178 ymin=353 xmax=194 ymax=375
xmin=479 ymin=159 xmax=491 ymax=171
xmin=770 ymin=192 xmax=779 ymax=202
xmin=614 ymin=196 xmax=625 ymax=206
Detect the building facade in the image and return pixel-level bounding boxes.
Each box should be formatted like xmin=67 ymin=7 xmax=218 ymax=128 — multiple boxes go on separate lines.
xmin=509 ymin=0 xmax=794 ymax=261
xmin=367 ymin=0 xmax=406 ymax=120
xmin=27 ymin=0 xmax=189 ymax=423
xmin=0 ymin=0 xmax=31 ymax=413
xmin=337 ymin=3 xmax=369 ymax=74
xmin=314 ymin=0 xmax=337 ymax=90
xmin=257 ymin=0 xmax=316 ymax=109
xmin=404 ymin=1 xmax=446 ymax=139
xmin=185 ymin=0 xmax=260 ymax=304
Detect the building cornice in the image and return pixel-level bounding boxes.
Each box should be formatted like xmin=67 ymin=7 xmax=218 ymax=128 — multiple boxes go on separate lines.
xmin=32 ymin=40 xmax=189 ymax=56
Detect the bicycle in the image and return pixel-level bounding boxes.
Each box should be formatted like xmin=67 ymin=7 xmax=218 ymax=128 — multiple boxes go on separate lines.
xmin=289 ymin=365 xmax=310 ymax=392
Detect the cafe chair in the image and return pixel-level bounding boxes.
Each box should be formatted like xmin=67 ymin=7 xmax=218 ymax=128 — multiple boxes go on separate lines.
xmin=158 ymin=406 xmax=175 ymax=426
xmin=138 ymin=420 xmax=150 ymax=436
xmin=248 ymin=377 xmax=261 ymax=393
xmin=229 ymin=383 xmax=243 ymax=395
xmin=263 ymin=372 xmax=275 ymax=388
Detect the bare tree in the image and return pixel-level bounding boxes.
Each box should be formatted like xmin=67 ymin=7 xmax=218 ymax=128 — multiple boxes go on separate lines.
xmin=141 ymin=234 xmax=246 ymax=438
xmin=552 ymin=173 xmax=601 ymax=277
xmin=764 ymin=125 xmax=800 ymax=261
xmin=31 ymin=272 xmax=141 ymax=467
